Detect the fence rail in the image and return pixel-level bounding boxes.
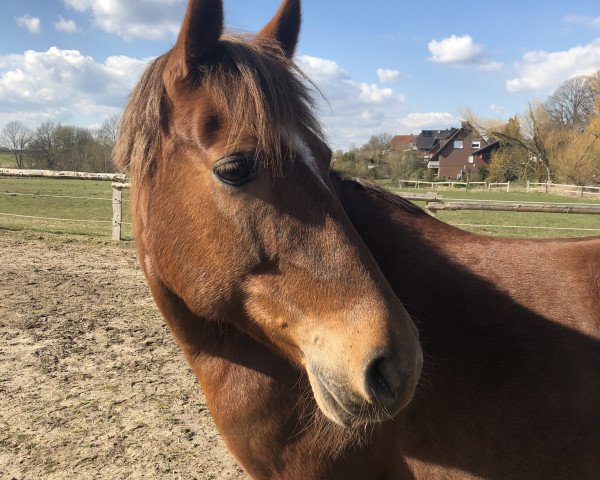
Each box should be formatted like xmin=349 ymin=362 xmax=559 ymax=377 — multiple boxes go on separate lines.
xmin=399 ymin=180 xmax=490 ymax=190
xmin=425 ymin=201 xmax=600 ymax=216
xmin=0 ymin=168 xmax=127 ymax=182
xmin=2 ymin=169 xmax=600 ymax=240
xmin=0 ymin=168 xmax=130 ymax=239
xmin=526 ymin=181 xmax=600 ymax=197
xmin=400 ymin=179 xmax=600 ymax=197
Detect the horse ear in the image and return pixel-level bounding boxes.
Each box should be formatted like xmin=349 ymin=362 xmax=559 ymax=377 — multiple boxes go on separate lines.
xmin=165 ymin=0 xmax=224 ymax=82
xmin=258 ymin=0 xmax=301 ymax=58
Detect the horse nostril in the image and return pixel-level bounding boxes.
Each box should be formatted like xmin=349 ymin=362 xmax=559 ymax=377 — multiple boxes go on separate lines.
xmin=365 ymin=354 xmax=403 ymax=407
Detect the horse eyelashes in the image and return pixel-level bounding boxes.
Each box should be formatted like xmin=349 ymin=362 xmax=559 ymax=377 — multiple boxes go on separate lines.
xmin=213 ymin=155 xmax=256 ymax=186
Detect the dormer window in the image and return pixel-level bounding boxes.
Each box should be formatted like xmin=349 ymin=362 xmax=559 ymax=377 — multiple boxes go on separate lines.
xmin=454 ymin=140 xmax=463 ymax=149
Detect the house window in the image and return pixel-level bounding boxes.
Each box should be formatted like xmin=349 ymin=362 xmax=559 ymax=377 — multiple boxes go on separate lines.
xmin=471 ymin=140 xmax=481 ymax=149
xmin=454 ymin=140 xmax=463 ymax=149
xmin=468 ymin=155 xmax=474 ymax=164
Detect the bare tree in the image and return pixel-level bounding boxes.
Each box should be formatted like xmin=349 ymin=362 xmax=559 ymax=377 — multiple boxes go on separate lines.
xmin=0 ymin=121 xmax=32 ymax=169
xmin=464 ymin=104 xmax=555 ymax=181
xmin=545 ymin=75 xmax=597 ymax=131
xmin=96 ymin=115 xmax=121 ymax=146
xmin=28 ymin=122 xmax=57 ymax=169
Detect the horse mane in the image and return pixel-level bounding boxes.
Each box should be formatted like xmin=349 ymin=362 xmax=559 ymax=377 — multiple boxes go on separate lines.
xmin=113 ymin=34 xmax=325 ymax=184
xmin=340 ymin=175 xmax=426 ymax=216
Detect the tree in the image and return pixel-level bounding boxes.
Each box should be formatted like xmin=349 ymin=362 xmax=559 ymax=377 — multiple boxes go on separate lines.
xmin=388 ymin=149 xmax=425 ymax=181
xmin=465 ymin=105 xmax=556 ymax=182
xmin=545 ymin=74 xmax=597 ymax=131
xmin=358 ymin=133 xmax=395 ymax=178
xmin=0 ymin=121 xmax=32 ymax=169
xmin=554 ymin=95 xmax=600 ymax=185
xmin=519 ymin=104 xmax=556 ymax=181
xmin=363 ymin=133 xmax=393 ymax=152
xmin=27 ymin=122 xmax=57 ymax=169
xmin=93 ymin=115 xmax=121 ymax=172
xmin=553 ymin=130 xmax=599 ymax=185
xmin=332 ymin=150 xmax=369 ymax=178
xmin=96 ymin=115 xmax=120 ymax=146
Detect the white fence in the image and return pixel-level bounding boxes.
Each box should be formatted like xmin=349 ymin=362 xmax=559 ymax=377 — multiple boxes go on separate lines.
xmin=0 ymin=168 xmax=127 ymax=182
xmin=424 ymin=200 xmax=600 ymax=216
xmin=526 ymin=181 xmax=600 ymax=198
xmin=399 ymin=180 xmax=490 ymax=190
xmin=2 ymin=169 xmax=600 ymax=240
xmin=0 ymin=168 xmax=131 ymax=240
xmin=400 ymin=179 xmax=600 ymax=197
xmin=111 ymin=183 xmax=130 ymax=241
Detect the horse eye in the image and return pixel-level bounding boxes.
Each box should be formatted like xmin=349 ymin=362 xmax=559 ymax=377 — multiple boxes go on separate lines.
xmin=213 ymin=155 xmax=256 ymax=187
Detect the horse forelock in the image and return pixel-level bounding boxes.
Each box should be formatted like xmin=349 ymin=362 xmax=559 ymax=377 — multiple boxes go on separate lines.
xmin=113 ymin=33 xmax=326 ymax=184
xmin=112 ymin=53 xmax=168 ymax=183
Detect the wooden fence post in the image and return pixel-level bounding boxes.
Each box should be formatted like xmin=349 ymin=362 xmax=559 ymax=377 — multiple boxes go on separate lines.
xmin=112 ymin=183 xmax=123 ymax=241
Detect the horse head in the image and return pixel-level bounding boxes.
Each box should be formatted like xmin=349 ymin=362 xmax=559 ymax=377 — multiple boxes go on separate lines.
xmin=115 ymin=0 xmax=422 ymax=428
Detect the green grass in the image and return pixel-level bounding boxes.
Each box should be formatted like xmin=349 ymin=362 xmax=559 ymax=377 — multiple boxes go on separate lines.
xmin=0 ymin=153 xmax=17 ymax=168
xmin=0 ymin=176 xmax=598 ymax=240
xmin=0 ymin=177 xmax=132 ymax=239
xmin=388 ymin=186 xmax=600 ymax=238
xmin=393 ymin=187 xmax=600 ymax=203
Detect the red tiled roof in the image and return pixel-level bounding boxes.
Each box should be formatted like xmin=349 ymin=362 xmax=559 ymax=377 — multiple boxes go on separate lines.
xmin=390 ymin=135 xmax=418 ymax=150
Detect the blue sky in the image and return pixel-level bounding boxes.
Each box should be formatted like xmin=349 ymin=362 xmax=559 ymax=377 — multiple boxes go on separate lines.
xmin=1 ymin=0 xmax=600 ymax=150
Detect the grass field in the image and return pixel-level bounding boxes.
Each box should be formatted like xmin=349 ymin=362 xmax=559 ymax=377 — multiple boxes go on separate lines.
xmin=0 ymin=177 xmax=132 ymax=239
xmin=0 ymin=153 xmax=17 ymax=168
xmin=384 ymin=185 xmax=600 ymax=237
xmin=0 ymin=176 xmax=598 ymax=240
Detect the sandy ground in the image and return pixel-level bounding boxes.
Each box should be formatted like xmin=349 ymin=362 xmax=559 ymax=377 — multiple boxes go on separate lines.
xmin=0 ymin=230 xmax=246 ymax=479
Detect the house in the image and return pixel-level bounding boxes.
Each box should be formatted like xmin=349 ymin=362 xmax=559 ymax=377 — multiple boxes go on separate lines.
xmin=472 ymin=141 xmax=500 ymax=164
xmin=415 ymin=129 xmax=458 ymax=162
xmin=389 ymin=134 xmax=418 ymax=152
xmin=425 ymin=124 xmax=489 ymax=179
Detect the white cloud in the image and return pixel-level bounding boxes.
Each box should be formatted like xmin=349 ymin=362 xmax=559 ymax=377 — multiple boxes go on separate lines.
xmin=0 ymin=46 xmax=453 ymax=152
xmin=299 ymin=56 xmax=348 ymax=81
xmin=377 ymin=68 xmax=400 ymax=83
xmin=297 ymin=55 xmax=453 ymax=149
xmin=359 ymin=83 xmax=399 ymax=103
xmin=506 ymin=38 xmax=600 ymax=93
xmin=490 ymin=104 xmax=505 ymax=115
xmin=565 ymin=14 xmax=600 ymax=29
xmin=427 ymin=34 xmax=502 ymax=70
xmin=297 ymin=55 xmax=407 ymax=148
xmin=398 ymin=112 xmax=455 ymax=130
xmin=0 ymin=47 xmax=150 ymax=126
xmin=54 ymin=16 xmax=79 ymax=33
xmin=15 ymin=15 xmax=42 ymax=34
xmin=64 ymin=0 xmax=185 ymax=40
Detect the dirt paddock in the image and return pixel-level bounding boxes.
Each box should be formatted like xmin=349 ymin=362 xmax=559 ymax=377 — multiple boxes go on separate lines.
xmin=0 ymin=231 xmax=245 ymax=479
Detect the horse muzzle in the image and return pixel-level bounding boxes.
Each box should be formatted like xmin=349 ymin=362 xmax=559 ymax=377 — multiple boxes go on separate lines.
xmin=307 ymin=344 xmax=423 ymax=427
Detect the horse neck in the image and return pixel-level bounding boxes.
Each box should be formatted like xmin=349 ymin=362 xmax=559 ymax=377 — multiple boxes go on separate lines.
xmin=333 ymin=175 xmax=600 ymax=335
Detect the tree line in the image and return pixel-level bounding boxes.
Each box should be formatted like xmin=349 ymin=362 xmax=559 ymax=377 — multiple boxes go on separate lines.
xmin=334 ymin=70 xmax=600 ymax=186
xmin=0 ymin=116 xmax=119 ymax=173
xmin=332 ymin=133 xmax=444 ymax=184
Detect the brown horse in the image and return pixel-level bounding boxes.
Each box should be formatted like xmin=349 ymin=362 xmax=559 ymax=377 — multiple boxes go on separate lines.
xmin=332 ymin=174 xmax=600 ymax=479
xmin=114 ymin=0 xmax=422 ymax=474
xmin=114 ymin=0 xmax=600 ymax=478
